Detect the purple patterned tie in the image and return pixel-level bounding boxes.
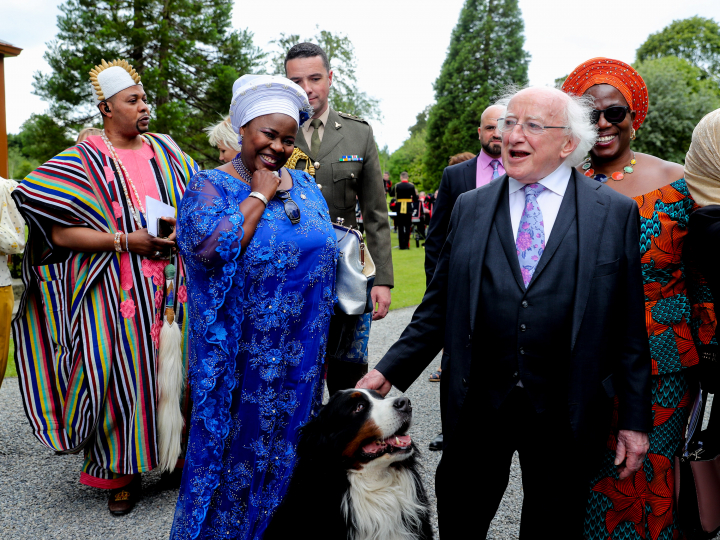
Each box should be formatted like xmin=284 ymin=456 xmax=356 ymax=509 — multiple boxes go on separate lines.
xmin=516 ymin=183 xmax=546 ymax=287
xmin=491 ymin=159 xmax=500 ymax=180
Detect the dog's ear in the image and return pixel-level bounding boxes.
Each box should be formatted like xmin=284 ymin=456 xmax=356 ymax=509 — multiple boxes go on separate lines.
xmin=298 ymin=411 xmax=330 ymax=453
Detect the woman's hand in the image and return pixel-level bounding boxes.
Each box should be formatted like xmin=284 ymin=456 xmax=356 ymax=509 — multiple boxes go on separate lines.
xmin=251 ymin=170 xmax=281 ymax=201
xmin=127 ymin=228 xmax=175 ymax=259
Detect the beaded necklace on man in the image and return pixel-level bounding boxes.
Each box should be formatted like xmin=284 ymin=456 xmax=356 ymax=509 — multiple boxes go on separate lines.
xmin=101 ymin=130 xmax=147 ymax=227
xmin=581 ymin=151 xmax=637 ymax=183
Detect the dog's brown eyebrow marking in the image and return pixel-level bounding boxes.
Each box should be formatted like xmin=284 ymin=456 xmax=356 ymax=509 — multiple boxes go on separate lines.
xmin=349 ymin=391 xmax=363 ymax=399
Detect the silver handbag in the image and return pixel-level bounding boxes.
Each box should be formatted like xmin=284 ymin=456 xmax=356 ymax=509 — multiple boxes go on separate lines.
xmin=333 ymin=219 xmax=376 ymax=315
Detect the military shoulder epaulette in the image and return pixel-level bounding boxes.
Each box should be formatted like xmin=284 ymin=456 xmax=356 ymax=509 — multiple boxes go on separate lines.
xmin=337 ymin=111 xmax=369 ymax=124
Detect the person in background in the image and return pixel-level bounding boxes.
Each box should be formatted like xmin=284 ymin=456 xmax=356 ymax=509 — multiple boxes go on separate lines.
xmin=0 ymin=176 xmax=25 ymax=389
xmin=204 ymin=116 xmax=241 ymax=163
xmin=383 ymin=171 xmax=391 ymax=193
xmin=562 ymin=58 xmax=717 ymax=540
xmin=686 ymin=108 xmax=720 ymax=389
xmin=284 ymin=42 xmax=393 ymax=394
xmin=170 ymin=74 xmax=335 ymax=540
xmin=395 ymin=171 xmax=418 ymax=250
xmin=424 ymin=105 xmax=505 ymax=452
xmin=358 ymin=86 xmax=652 ymax=539
xmin=12 ymin=59 xmax=198 ymax=515
xmin=76 ymin=127 xmax=103 ymax=143
xmin=424 ymin=103 xmax=506 ymax=283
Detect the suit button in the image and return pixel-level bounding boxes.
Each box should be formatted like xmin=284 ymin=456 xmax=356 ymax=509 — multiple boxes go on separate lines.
xmin=520 ymin=324 xmax=527 ymax=332
xmin=522 ymin=300 xmax=528 ymax=308
xmin=314 ymin=161 xmax=320 ymax=169
xmin=513 ymin=371 xmax=519 ymax=378
xmin=519 ymin=347 xmax=525 ymax=355
xmin=351 ymin=173 xmax=355 ymax=178
xmin=462 ymin=377 xmax=468 ymax=387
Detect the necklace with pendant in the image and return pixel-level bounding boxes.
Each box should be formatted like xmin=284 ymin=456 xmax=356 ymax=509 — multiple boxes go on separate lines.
xmin=582 ymin=152 xmax=636 ymax=183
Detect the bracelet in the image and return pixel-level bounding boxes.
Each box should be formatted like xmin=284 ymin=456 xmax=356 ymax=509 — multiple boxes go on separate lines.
xmin=248 ymin=191 xmax=269 ymax=206
xmin=125 ymin=232 xmax=130 ymax=252
xmin=114 ymin=231 xmax=123 ymax=252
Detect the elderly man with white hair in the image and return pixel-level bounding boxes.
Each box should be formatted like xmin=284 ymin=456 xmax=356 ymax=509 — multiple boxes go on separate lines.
xmin=358 ymin=86 xmax=652 ymax=538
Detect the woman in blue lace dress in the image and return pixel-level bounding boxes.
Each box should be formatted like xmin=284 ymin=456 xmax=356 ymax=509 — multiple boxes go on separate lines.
xmin=170 ymin=75 xmax=336 ymax=540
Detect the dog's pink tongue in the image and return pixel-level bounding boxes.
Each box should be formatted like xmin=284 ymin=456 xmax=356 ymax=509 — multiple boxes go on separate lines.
xmin=362 ymin=440 xmax=387 ymax=454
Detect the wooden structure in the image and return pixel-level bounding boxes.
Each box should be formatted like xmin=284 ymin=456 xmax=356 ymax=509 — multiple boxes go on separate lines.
xmin=0 ymin=39 xmax=23 ymax=179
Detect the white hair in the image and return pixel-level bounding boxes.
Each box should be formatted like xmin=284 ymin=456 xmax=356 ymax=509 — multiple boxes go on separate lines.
xmin=564 ymin=93 xmax=597 ymax=167
xmin=499 ymin=85 xmax=597 ymax=167
xmin=204 ymin=116 xmax=241 ymax=152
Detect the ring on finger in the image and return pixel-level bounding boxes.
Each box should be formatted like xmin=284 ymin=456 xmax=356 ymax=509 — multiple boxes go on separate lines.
xmin=153 ymin=250 xmax=161 ymax=258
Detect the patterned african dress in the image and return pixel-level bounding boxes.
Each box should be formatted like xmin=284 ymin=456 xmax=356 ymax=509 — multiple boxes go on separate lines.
xmin=170 ymin=168 xmax=337 ymax=540
xmin=585 ymin=178 xmax=716 ymax=540
xmin=11 ymin=134 xmax=198 ymax=488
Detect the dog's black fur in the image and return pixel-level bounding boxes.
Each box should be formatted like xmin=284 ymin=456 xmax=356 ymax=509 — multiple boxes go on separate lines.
xmin=264 ymin=389 xmax=433 ymax=540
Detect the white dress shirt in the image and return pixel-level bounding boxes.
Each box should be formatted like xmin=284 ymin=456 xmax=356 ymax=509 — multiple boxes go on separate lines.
xmin=507 ymin=163 xmax=572 ymax=243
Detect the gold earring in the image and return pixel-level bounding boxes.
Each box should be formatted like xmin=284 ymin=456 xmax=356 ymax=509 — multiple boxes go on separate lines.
xmin=630 ymin=128 xmax=636 ymax=140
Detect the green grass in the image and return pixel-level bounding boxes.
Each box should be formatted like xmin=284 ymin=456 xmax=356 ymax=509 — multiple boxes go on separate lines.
xmin=6 ymin=338 xmax=17 ymax=378
xmin=3 ymin=228 xmax=426 ymax=379
xmin=386 ymin=229 xmax=426 ymax=310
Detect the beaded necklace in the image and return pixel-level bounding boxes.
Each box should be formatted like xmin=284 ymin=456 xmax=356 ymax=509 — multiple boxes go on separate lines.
xmin=582 ymin=151 xmax=637 ymax=183
xmin=101 ymin=130 xmax=147 ymax=227
xmin=231 ymin=154 xmax=282 ymax=184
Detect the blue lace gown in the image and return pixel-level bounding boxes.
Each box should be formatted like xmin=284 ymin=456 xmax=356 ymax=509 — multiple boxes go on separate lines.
xmin=171 ymin=168 xmax=337 ymax=540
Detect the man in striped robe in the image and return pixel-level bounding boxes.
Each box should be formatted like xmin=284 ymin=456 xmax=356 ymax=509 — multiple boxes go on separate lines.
xmin=11 ymin=59 xmax=199 ymax=515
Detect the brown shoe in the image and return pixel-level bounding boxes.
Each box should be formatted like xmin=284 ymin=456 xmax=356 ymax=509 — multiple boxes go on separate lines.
xmin=108 ymin=475 xmax=140 ymax=516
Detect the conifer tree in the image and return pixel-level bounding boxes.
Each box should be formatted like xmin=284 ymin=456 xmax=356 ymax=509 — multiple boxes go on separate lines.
xmin=33 ymin=0 xmax=264 ymax=165
xmin=424 ymin=0 xmax=529 ymax=187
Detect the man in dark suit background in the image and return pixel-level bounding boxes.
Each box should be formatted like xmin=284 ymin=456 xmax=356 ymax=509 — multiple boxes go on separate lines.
xmin=424 ymin=103 xmax=506 ymax=283
xmin=358 ymin=86 xmax=651 ymax=538
xmin=425 ymin=103 xmax=506 ymax=451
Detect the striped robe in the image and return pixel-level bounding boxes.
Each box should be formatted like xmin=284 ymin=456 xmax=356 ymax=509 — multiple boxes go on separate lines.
xmin=11 ymin=134 xmax=199 ymax=482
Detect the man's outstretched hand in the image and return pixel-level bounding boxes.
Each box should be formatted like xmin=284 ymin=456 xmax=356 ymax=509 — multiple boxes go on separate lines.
xmin=615 ymin=429 xmax=649 ymax=480
xmin=356 ymin=369 xmax=392 ymax=397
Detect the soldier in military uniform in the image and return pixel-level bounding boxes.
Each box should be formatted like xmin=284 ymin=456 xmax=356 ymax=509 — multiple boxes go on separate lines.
xmin=285 ymin=42 xmax=393 ymax=394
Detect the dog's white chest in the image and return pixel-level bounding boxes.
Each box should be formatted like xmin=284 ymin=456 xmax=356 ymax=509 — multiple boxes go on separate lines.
xmin=343 ymin=465 xmax=427 ymax=540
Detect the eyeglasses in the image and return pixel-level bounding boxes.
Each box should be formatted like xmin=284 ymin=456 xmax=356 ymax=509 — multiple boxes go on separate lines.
xmin=498 ymin=118 xmax=568 ymax=136
xmin=275 ymin=190 xmax=301 ymax=225
xmin=590 ymin=106 xmax=630 ymax=125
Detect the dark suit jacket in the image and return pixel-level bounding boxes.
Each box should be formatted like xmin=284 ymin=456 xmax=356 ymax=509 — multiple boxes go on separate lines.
xmin=376 ymin=170 xmax=652 ymax=447
xmin=293 ymin=109 xmax=393 ymax=287
xmin=424 ymin=156 xmax=478 ymax=285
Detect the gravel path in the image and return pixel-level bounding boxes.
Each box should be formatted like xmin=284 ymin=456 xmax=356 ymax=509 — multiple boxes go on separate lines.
xmin=2 ymin=305 xmax=714 ymax=539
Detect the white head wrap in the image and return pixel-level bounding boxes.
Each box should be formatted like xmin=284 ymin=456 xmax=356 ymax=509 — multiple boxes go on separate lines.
xmin=229 ymin=75 xmax=313 ymax=143
xmin=685 ymin=108 xmax=720 ymax=207
xmin=89 ymin=59 xmax=142 ymax=106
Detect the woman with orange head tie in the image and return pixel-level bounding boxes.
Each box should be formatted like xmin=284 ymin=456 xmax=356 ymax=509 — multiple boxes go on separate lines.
xmin=563 ymin=58 xmax=717 ymax=540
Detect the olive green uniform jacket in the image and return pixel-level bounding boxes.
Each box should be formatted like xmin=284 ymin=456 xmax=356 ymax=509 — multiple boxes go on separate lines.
xmin=291 ymin=109 xmax=394 ymax=288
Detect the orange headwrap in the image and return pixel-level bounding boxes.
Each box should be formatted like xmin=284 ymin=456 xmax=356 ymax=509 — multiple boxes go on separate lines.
xmin=561 ymin=58 xmax=648 ymax=131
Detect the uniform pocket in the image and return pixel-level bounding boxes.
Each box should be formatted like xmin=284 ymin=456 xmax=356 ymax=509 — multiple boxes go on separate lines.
xmin=331 ymin=162 xmax=362 ymax=210
xmin=594 ymin=258 xmax=620 ymax=277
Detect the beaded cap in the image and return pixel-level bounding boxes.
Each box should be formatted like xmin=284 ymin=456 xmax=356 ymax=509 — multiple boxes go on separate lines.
xmin=561 ymin=57 xmax=648 ymax=131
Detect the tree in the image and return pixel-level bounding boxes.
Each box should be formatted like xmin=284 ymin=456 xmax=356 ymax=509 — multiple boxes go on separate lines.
xmin=33 ymin=0 xmax=264 ymax=166
xmin=636 ymin=16 xmax=720 ymax=80
xmin=389 ymin=107 xmax=431 ymax=190
xmin=268 ymin=29 xmax=382 ymax=121
xmin=633 ymin=56 xmax=720 ymax=164
xmin=16 ymin=114 xmax=74 ymax=163
xmin=424 ymin=0 xmax=529 ymax=184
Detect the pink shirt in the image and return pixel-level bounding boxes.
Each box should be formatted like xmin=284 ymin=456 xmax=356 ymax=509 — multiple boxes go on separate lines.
xmin=476 ymin=150 xmax=505 ymax=188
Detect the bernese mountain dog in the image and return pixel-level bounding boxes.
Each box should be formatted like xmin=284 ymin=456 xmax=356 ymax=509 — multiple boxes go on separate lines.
xmin=264 ymin=389 xmax=433 ymax=540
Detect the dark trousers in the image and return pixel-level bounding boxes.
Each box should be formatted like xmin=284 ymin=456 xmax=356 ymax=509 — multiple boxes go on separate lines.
xmin=325 ymin=313 xmax=369 ymax=396
xmin=436 ymin=386 xmax=597 ymax=539
xmin=397 ymin=213 xmax=412 ymax=249
xmin=326 ymin=356 xmax=368 ymax=396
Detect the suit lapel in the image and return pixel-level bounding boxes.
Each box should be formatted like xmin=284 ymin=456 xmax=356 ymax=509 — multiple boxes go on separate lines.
xmin=494 ymin=192 xmax=526 ymax=292
xmin=468 ymin=175 xmax=509 ymax=334
xmin=571 ymin=171 xmax=609 ymax=350
xmin=315 ymin=109 xmax=344 ymax=161
xmin=463 ymin=156 xmax=478 ymax=192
